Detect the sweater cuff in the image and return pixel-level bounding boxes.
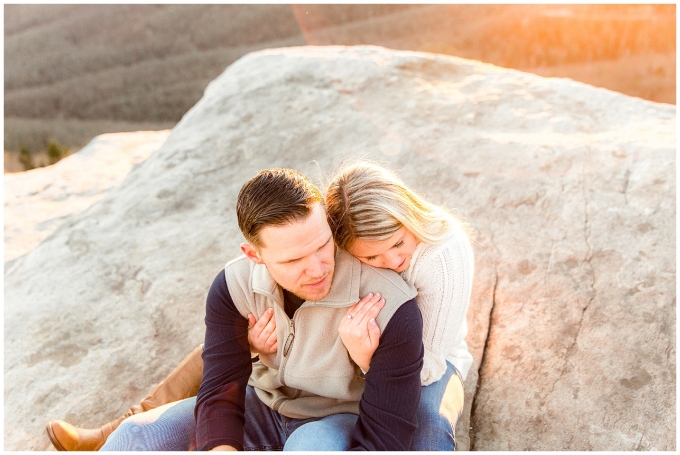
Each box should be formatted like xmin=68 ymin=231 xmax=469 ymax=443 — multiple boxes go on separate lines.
xmin=420 ymin=347 xmax=448 ymax=386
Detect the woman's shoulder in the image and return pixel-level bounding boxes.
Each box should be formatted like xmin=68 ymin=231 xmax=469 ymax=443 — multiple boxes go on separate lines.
xmin=420 ymin=223 xmax=471 ymax=261
xmin=402 ymin=224 xmax=472 ymax=284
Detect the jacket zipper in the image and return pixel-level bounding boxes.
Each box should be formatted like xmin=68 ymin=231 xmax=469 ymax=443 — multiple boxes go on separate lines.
xmin=272 ymin=318 xmax=296 ymax=411
xmin=283 ymin=318 xmax=295 ymax=357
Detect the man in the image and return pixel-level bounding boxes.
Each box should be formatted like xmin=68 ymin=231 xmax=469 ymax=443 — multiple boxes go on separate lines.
xmin=100 ymin=168 xmax=424 ymax=450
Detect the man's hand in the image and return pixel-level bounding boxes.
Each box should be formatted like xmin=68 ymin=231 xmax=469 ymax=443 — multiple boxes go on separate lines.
xmin=247 ymin=308 xmax=277 ymax=355
xmin=338 ymin=293 xmax=385 ymax=372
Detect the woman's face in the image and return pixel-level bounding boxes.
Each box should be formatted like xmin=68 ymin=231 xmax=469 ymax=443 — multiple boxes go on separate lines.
xmin=346 ymin=226 xmax=419 ymax=273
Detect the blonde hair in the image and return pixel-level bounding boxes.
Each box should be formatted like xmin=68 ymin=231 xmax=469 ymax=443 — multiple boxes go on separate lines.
xmin=325 ymin=161 xmax=470 ymax=250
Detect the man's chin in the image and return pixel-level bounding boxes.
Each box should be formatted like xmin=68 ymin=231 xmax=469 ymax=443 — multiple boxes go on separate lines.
xmin=295 ymin=287 xmax=331 ymax=302
xmin=292 ymin=281 xmax=333 ymax=302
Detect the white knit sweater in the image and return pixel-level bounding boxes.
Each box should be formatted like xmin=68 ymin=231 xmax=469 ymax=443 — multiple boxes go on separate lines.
xmin=399 ymin=223 xmax=474 ymax=385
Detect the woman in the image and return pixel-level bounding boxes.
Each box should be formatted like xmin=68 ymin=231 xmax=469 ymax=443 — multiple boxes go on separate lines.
xmin=46 ymin=161 xmax=473 ymax=451
xmin=325 ymin=161 xmax=474 ymax=450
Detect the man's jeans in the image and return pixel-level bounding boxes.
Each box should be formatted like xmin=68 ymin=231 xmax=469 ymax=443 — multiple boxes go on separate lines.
xmin=100 ymin=385 xmax=357 ymax=451
xmin=101 ymin=361 xmax=464 ymax=451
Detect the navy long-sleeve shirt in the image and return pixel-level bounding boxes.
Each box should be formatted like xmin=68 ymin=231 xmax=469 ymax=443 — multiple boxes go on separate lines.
xmin=195 ymin=269 xmax=423 ymax=451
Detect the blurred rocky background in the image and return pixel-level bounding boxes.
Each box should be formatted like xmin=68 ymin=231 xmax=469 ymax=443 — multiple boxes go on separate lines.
xmin=4 ymin=4 xmax=675 ymax=171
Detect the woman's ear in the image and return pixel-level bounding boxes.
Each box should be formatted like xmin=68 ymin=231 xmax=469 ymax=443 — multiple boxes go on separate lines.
xmin=240 ymin=243 xmax=263 ymax=264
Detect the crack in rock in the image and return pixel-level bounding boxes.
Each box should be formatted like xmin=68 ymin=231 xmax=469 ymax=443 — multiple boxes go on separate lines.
xmin=634 ymin=429 xmax=646 ymax=451
xmin=545 ymin=239 xmax=557 ymax=311
xmin=546 ymin=168 xmax=597 ymax=399
xmin=622 ymin=168 xmax=631 ymax=205
xmin=565 ymin=168 xmax=597 ymax=353
xmin=469 ymin=228 xmax=501 ymax=451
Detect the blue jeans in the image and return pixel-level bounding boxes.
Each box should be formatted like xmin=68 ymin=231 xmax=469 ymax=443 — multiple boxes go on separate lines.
xmin=102 ymin=362 xmax=464 ymax=451
xmin=101 ymin=385 xmax=357 ymax=451
xmin=410 ymin=361 xmax=465 ymax=451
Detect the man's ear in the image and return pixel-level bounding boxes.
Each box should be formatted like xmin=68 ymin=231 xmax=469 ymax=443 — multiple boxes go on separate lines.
xmin=241 ymin=243 xmax=263 ymax=264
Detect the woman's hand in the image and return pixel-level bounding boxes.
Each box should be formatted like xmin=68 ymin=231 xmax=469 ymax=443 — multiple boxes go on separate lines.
xmin=247 ymin=308 xmax=277 ymax=355
xmin=338 ymin=293 xmax=385 ymax=373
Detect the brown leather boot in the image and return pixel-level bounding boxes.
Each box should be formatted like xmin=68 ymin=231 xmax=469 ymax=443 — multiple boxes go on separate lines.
xmin=46 ymin=417 xmax=125 ymax=451
xmin=46 ymin=344 xmax=204 ymax=451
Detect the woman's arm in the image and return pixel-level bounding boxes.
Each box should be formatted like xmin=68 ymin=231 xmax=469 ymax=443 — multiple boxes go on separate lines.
xmin=412 ymin=235 xmax=474 ymax=385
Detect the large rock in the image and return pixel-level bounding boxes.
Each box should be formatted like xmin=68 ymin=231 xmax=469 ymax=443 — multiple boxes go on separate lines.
xmin=4 ymin=131 xmax=170 ymax=262
xmin=4 ymin=46 xmax=674 ymax=450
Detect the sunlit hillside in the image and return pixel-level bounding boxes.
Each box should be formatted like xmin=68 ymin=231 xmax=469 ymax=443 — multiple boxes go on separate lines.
xmin=4 ymin=4 xmax=675 ymax=171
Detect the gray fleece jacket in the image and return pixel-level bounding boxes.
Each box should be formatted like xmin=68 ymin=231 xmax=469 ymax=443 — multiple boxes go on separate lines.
xmin=224 ymin=247 xmax=418 ymax=418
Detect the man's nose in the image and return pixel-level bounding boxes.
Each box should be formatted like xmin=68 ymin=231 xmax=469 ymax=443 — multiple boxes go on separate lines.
xmin=305 ymin=254 xmax=325 ymax=277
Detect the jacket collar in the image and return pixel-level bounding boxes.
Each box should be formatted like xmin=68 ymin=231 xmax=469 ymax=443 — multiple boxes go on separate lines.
xmin=251 ymin=248 xmax=361 ymax=308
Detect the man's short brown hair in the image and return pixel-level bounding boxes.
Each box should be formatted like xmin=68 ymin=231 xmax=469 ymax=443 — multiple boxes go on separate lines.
xmin=237 ymin=168 xmax=324 ymax=247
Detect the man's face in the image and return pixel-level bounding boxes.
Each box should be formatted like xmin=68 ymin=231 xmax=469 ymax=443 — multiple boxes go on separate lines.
xmin=241 ymin=203 xmax=336 ymax=301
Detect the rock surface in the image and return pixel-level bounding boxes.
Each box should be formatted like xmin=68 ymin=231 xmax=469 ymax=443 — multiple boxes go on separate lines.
xmin=4 ymin=131 xmax=170 ymax=262
xmin=4 ymin=46 xmax=675 ymax=450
